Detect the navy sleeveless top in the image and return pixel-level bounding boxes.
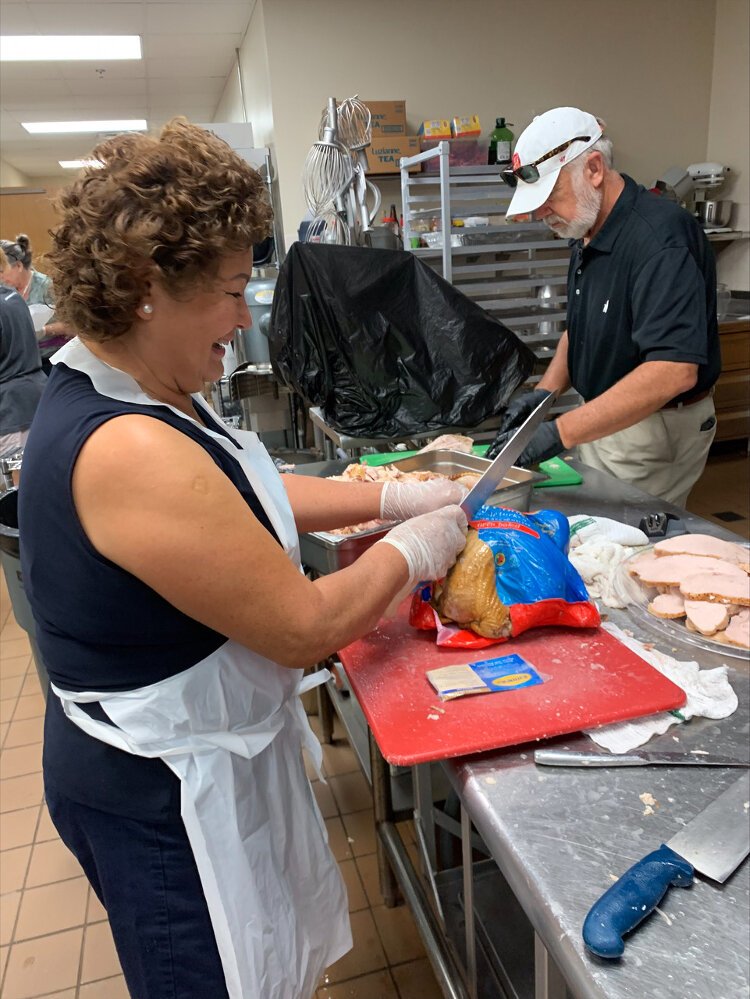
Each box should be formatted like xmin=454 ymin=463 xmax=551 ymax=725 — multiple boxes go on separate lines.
xmin=19 ymin=362 xmax=281 ymax=821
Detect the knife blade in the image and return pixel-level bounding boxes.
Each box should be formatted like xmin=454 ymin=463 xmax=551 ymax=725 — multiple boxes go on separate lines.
xmin=461 ymin=391 xmax=558 ymax=520
xmin=534 ymin=748 xmax=750 ymax=768
xmin=583 ymin=772 xmax=750 ymax=958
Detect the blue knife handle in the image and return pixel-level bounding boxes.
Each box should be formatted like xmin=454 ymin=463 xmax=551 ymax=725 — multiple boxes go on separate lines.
xmin=582 ymin=845 xmax=694 ymax=958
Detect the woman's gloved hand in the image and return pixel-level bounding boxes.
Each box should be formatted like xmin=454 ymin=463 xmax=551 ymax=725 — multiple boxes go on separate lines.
xmin=380 ymin=478 xmax=468 ymax=521
xmin=378 ymin=505 xmax=468 ymax=585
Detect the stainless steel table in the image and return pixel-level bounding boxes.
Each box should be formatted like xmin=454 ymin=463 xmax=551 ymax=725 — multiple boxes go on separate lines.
xmin=441 ymin=462 xmax=749 ymax=999
xmin=302 ymin=457 xmax=749 ymax=999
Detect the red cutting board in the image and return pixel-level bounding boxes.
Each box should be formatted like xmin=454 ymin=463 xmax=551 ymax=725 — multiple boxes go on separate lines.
xmin=337 ymin=601 xmax=686 ymax=765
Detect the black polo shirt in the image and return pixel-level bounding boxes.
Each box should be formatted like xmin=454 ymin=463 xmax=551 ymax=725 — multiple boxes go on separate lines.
xmin=566 ymin=174 xmax=720 ymax=404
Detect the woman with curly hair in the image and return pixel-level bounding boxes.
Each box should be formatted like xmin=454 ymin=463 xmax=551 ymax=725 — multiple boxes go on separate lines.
xmin=18 ymin=119 xmax=467 ymax=999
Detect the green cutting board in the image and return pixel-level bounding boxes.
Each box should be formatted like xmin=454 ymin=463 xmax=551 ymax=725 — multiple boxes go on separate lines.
xmin=535 ymin=456 xmax=583 ymax=487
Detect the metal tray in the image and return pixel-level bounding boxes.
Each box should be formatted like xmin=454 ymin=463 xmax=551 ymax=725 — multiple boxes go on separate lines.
xmin=300 ymin=450 xmax=545 ymax=575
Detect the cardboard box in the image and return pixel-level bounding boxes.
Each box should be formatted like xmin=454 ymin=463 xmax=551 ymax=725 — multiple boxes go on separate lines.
xmin=363 ymin=100 xmax=407 ymax=136
xmin=451 ymin=115 xmax=481 ymax=138
xmin=367 ymin=136 xmax=420 ymax=174
xmin=418 ymin=119 xmax=451 ymax=139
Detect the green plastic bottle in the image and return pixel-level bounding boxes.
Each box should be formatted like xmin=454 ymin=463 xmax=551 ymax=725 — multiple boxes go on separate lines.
xmin=488 ymin=117 xmax=514 ymax=167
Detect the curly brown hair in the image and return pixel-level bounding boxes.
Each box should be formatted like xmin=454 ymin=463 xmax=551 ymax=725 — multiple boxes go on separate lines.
xmin=47 ymin=118 xmax=272 ymax=340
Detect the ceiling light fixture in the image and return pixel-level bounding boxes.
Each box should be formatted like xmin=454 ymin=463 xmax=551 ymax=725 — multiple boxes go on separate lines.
xmin=23 ymin=119 xmax=147 ymax=134
xmin=0 ymin=35 xmax=142 ymax=62
xmin=59 ymin=159 xmax=104 ymax=169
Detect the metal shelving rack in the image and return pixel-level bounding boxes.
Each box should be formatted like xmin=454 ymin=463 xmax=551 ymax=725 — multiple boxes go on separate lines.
xmin=400 ymin=141 xmax=580 ymax=416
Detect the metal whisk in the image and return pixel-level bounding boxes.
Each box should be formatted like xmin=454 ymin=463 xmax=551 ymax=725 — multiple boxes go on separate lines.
xmin=335 ymin=95 xmax=372 ymax=161
xmin=304 ymin=210 xmax=352 ymax=246
xmin=319 ymin=95 xmax=379 ymax=236
xmin=302 ymin=97 xmax=353 ymax=216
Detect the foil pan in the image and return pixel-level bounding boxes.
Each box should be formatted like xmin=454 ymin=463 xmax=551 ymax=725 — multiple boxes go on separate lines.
xmin=299 ymin=450 xmax=545 ymax=575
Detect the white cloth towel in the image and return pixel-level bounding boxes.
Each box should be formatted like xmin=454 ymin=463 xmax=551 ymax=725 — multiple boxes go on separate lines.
xmin=584 ymin=622 xmax=738 ymax=753
xmin=567 ymin=515 xmax=650 ymax=609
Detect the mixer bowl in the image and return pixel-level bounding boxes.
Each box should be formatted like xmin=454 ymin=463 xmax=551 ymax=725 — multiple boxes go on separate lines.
xmin=696 ymin=199 xmax=733 ymax=227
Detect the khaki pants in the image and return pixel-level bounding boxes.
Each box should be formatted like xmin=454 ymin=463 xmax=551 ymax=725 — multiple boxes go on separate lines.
xmin=577 ymin=395 xmax=716 ymax=508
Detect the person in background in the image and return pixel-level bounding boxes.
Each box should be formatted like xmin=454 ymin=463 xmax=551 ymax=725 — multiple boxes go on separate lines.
xmin=18 ymin=118 xmax=467 ymax=999
xmin=0 ymin=247 xmax=47 ymax=464
xmin=0 ymin=234 xmax=74 ymax=372
xmin=487 ymin=106 xmax=720 ymax=508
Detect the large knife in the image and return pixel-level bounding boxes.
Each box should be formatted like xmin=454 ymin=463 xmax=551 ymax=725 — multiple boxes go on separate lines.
xmin=461 ymin=390 xmax=558 ymax=520
xmin=582 ymin=772 xmax=750 ymax=958
xmin=534 ymin=748 xmax=750 ymax=768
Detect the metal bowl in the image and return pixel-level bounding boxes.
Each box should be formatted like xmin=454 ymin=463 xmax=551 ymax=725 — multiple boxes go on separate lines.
xmin=695 ymin=199 xmax=733 ymax=227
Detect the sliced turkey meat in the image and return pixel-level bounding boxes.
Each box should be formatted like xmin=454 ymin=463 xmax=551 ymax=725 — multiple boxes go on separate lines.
xmin=719 ymin=610 xmax=750 ymax=649
xmin=635 ymin=554 xmax=747 ymax=587
xmin=418 ymin=434 xmax=475 ymax=454
xmin=647 ymin=592 xmax=686 ymax=619
xmin=653 ymin=534 xmax=749 ymax=570
xmin=683 ymin=600 xmax=730 ymax=636
xmin=679 ymin=570 xmax=750 ymax=606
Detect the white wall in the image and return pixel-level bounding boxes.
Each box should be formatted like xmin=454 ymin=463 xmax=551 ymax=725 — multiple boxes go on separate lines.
xmin=256 ymin=0 xmax=719 ymax=252
xmin=0 ymin=158 xmax=30 ymax=188
xmin=707 ymin=0 xmax=750 ymax=290
xmin=214 ymin=0 xmax=286 ymax=244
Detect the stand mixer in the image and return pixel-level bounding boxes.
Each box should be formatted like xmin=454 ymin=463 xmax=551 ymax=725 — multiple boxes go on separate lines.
xmin=687 ymin=162 xmax=733 ymax=228
xmin=653 ymin=161 xmax=733 ymax=228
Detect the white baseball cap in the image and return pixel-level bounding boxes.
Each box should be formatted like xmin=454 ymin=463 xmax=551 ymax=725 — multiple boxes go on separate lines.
xmin=505 ymin=107 xmax=605 ymax=218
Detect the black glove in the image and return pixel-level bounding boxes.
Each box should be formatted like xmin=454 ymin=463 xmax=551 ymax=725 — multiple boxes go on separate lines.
xmin=521 ymin=420 xmax=564 ymax=466
xmin=486 ymin=389 xmax=552 ymax=459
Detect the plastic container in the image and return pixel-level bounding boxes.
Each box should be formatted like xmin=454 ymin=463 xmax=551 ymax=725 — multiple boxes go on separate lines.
xmin=419 ymin=137 xmax=486 ymax=173
xmin=617 ymin=547 xmax=750 ymax=661
xmin=488 ymin=117 xmax=514 ymax=167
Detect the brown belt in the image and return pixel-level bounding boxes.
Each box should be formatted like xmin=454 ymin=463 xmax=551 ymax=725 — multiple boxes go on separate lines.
xmin=661 ymin=388 xmax=712 ymax=410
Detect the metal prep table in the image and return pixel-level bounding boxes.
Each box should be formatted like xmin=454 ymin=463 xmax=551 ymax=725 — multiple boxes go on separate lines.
xmin=298 ymin=458 xmax=750 ymax=999
xmin=307 ymin=405 xmax=502 ymax=459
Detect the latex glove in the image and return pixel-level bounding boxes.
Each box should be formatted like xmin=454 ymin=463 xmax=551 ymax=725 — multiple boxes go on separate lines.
xmin=488 ymin=419 xmax=564 ymax=468
xmin=377 ymin=505 xmax=468 ymax=586
xmin=380 ymin=478 xmax=468 ymax=521
xmin=486 ymin=388 xmax=552 ymax=459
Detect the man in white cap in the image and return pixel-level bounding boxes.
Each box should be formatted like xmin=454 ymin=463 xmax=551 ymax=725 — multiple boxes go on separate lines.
xmin=486 ymin=107 xmax=720 ymax=507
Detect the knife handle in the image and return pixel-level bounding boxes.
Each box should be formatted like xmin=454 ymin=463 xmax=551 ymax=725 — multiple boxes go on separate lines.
xmin=582 ymin=845 xmax=693 ymax=958
xmin=534 ymin=749 xmax=646 ymax=767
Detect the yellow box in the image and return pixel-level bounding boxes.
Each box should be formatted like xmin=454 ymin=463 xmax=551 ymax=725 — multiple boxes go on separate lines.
xmin=451 ymin=114 xmax=481 ymax=138
xmin=367 ymin=136 xmax=420 ymax=174
xmin=363 ymin=100 xmax=407 ymax=135
xmin=418 ymin=119 xmax=452 ymax=139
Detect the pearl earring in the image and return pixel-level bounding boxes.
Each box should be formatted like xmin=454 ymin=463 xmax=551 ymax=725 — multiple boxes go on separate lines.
xmin=142 ymin=303 xmax=153 ymax=315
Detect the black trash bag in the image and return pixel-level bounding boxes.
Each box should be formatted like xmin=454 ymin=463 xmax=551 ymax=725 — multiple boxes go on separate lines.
xmin=270 ymin=243 xmax=535 ymax=438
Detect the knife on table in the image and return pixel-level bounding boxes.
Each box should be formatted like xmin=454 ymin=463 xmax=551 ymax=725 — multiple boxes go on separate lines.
xmin=460 ymin=390 xmax=558 ymax=520
xmin=534 ymin=748 xmax=750 ymax=768
xmin=582 ymin=772 xmax=750 ymax=958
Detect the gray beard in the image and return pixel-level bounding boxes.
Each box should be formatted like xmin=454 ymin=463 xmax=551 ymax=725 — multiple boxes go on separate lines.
xmin=544 ymin=173 xmax=603 ymax=240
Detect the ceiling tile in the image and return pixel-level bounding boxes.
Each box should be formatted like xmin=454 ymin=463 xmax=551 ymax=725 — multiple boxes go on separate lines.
xmin=144 ymin=33 xmax=243 ymax=61
xmin=0 ymin=5 xmax=39 ymax=33
xmin=146 ymin=3 xmax=252 ymax=35
xmin=23 ymin=3 xmax=145 ymax=32
xmin=145 ymin=52 xmax=235 ymax=77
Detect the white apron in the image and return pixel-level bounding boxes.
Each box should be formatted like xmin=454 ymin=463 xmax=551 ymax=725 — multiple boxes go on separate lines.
xmin=49 ymin=340 xmax=352 ymax=999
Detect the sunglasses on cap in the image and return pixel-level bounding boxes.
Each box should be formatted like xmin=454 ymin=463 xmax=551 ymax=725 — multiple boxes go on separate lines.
xmin=501 ymin=135 xmax=592 ymax=188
